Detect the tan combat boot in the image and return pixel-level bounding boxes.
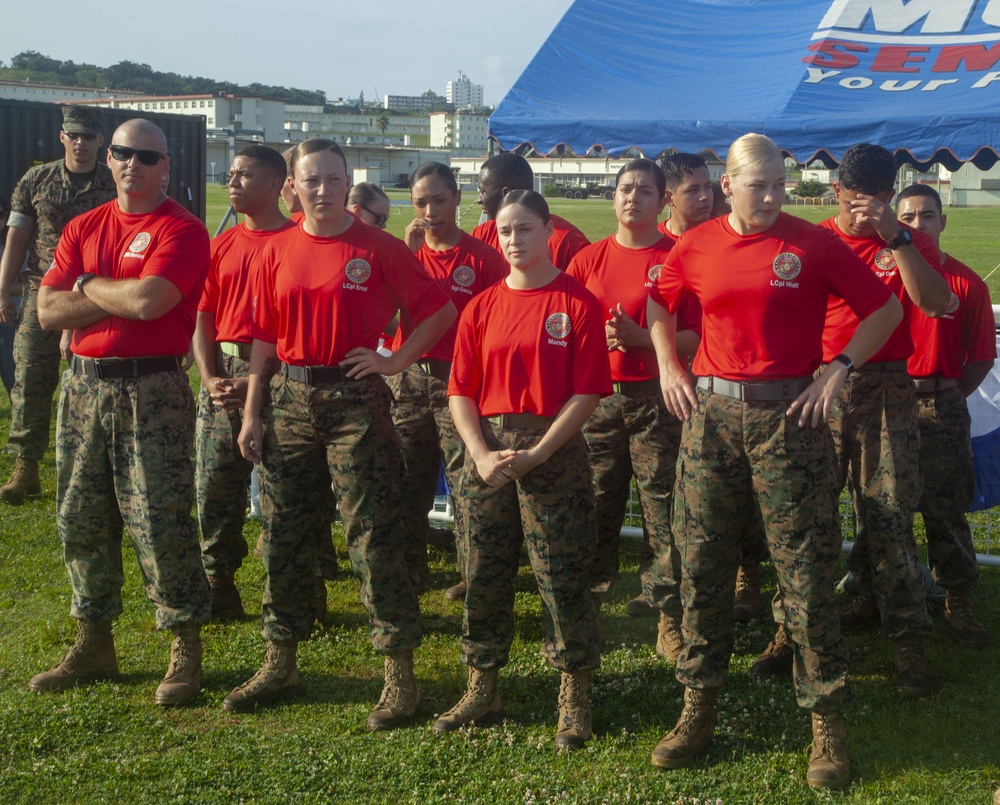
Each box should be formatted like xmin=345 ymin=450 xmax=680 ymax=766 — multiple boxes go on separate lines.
xmin=367 ymin=649 xmax=421 ymax=731
xmin=839 ymin=578 xmax=879 ymax=632
xmin=807 ymin=711 xmax=851 ymax=789
xmin=650 ymin=687 xmax=717 ymax=769
xmin=155 ymin=623 xmax=203 ymax=706
xmin=445 ymin=580 xmax=467 ymax=601
xmin=433 ymin=667 xmax=504 ymax=732
xmin=942 ymin=590 xmax=992 ymax=646
xmin=29 ymin=619 xmax=118 ymax=692
xmin=625 ymin=595 xmax=657 ymax=618
xmin=733 ymin=563 xmax=762 ymax=621
xmin=222 ymin=640 xmax=304 ymax=712
xmin=0 ymin=457 xmax=41 ymax=503
xmin=751 ymin=624 xmax=794 ymax=678
xmin=892 ymin=635 xmax=935 ymax=697
xmin=656 ymin=610 xmax=684 ymax=662
xmin=555 ymin=669 xmax=593 ymax=749
xmin=208 ymin=575 xmax=244 ymax=622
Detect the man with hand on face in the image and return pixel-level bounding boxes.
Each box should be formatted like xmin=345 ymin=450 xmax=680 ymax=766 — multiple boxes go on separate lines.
xmin=897 ymin=183 xmax=994 ymax=646
xmin=31 ymin=119 xmax=211 ymax=707
xmin=0 ymin=106 xmax=116 ymax=503
xmin=472 ymin=152 xmax=590 ymax=269
xmin=193 ymin=146 xmax=294 ymax=621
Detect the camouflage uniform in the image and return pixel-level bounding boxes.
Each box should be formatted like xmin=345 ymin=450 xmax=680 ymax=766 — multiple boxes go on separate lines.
xmin=56 ymin=366 xmax=211 ymax=628
xmin=5 ymin=159 xmax=115 ymax=459
xmin=914 ymin=386 xmax=979 ymax=593
xmin=832 ymin=368 xmax=932 ymax=638
xmin=673 ymin=389 xmax=850 ymax=713
xmin=583 ymin=382 xmax=682 ymax=611
xmin=386 ymin=364 xmax=465 ymax=591
xmin=260 ymin=372 xmax=420 ymax=649
xmin=457 ymin=420 xmax=601 ymax=672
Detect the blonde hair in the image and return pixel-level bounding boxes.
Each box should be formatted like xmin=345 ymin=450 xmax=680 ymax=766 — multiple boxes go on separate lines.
xmin=725 ymin=133 xmax=783 ymax=178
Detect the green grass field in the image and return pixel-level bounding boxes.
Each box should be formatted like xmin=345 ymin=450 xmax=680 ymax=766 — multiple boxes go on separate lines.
xmin=0 ymin=187 xmax=998 ymax=803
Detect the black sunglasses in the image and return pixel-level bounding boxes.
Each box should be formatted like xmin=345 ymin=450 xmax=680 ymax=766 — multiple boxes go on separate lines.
xmin=360 ymin=205 xmax=389 ymax=228
xmin=109 ymin=144 xmax=167 ymax=166
xmin=63 ymin=131 xmax=98 ymax=142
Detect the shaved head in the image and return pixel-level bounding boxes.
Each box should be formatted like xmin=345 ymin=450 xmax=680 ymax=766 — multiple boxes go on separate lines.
xmin=112 ymin=118 xmax=167 ymax=150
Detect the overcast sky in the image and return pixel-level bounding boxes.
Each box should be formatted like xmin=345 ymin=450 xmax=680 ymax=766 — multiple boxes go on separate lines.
xmin=0 ymin=1 xmax=573 ymax=106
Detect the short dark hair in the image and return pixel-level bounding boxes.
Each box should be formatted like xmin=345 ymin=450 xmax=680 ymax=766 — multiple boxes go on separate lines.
xmin=410 ymin=161 xmax=458 ymax=193
xmin=660 ymin=153 xmax=708 ymax=191
xmin=482 ymin=152 xmax=533 ymax=191
xmin=838 ymin=143 xmax=896 ymax=195
xmin=497 ymin=189 xmax=550 ymax=224
xmin=235 ymin=145 xmax=287 ymax=182
xmin=290 ymin=138 xmax=347 ymax=176
xmin=616 ymin=158 xmax=666 ymax=197
xmin=896 ymin=183 xmax=943 ymax=215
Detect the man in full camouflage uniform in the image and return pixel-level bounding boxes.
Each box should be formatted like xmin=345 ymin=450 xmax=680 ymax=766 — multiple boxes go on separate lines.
xmin=0 ymin=106 xmax=116 ymax=502
xmin=29 ymin=119 xmax=211 ymax=705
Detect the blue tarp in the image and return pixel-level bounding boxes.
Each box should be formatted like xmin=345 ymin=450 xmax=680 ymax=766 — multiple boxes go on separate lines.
xmin=489 ymin=0 xmax=1000 ymax=170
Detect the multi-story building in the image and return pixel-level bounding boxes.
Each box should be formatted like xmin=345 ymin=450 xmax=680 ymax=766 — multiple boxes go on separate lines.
xmin=429 ymin=112 xmax=489 ymax=156
xmin=445 ymin=72 xmax=484 ymax=109
xmin=0 ymin=80 xmax=142 ymax=103
xmin=284 ymin=106 xmax=429 ymax=146
xmin=383 ymin=91 xmax=448 ymax=113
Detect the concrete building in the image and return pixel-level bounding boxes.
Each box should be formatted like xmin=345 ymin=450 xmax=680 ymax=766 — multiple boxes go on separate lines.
xmin=284 ymin=106 xmax=429 ymax=147
xmin=383 ymin=91 xmax=447 ymax=113
xmin=0 ymin=80 xmax=142 ymax=103
xmin=429 ymin=112 xmax=489 ymax=156
xmin=445 ymin=71 xmax=483 ymax=109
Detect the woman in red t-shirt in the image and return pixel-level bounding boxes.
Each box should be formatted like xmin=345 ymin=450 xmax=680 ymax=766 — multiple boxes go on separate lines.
xmin=646 ymin=133 xmax=902 ymax=789
xmin=387 ymin=161 xmax=507 ymax=596
xmin=439 ymin=190 xmax=611 ymax=748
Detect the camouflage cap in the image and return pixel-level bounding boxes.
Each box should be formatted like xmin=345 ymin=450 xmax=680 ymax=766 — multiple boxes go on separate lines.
xmin=62 ymin=106 xmax=103 ymax=136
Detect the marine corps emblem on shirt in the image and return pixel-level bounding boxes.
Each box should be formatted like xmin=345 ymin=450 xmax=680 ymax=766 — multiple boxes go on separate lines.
xmin=545 ymin=312 xmax=571 ymax=342
xmin=453 ymin=266 xmax=476 ymax=287
xmin=772 ymin=253 xmax=802 ymax=281
xmin=947 ymin=292 xmax=960 ymax=314
xmin=648 ymin=265 xmax=662 ymax=283
xmin=124 ymin=232 xmax=151 ymax=259
xmin=344 ymin=259 xmax=372 ymax=285
xmin=875 ymin=248 xmax=897 ymax=274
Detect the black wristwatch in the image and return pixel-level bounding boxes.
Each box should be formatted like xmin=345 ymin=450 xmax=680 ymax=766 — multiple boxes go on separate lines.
xmin=75 ymin=273 xmax=96 ymax=293
xmin=886 ymin=229 xmax=913 ymax=250
xmin=832 ymin=353 xmax=854 ymax=373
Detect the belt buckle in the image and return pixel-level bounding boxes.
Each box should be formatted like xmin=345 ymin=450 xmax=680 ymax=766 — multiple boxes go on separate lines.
xmin=90 ymin=360 xmax=105 ymax=380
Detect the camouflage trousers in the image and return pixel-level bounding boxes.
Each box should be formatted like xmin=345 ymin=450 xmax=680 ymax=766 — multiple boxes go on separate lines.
xmin=913 ymin=386 xmax=979 ymax=593
xmin=456 ymin=421 xmax=601 ymax=672
xmin=55 ymin=367 xmax=210 ymax=629
xmin=260 ymin=373 xmax=420 ymax=650
xmin=673 ymin=389 xmax=850 ymax=713
xmin=582 ymin=383 xmax=681 ymax=614
xmin=386 ymin=365 xmax=466 ymax=590
xmin=834 ymin=368 xmax=931 ymax=638
xmin=6 ymin=285 xmax=62 ymax=459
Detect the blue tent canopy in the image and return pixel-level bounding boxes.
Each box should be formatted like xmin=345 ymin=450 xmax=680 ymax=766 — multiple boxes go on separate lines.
xmin=489 ymin=0 xmax=1000 ymax=170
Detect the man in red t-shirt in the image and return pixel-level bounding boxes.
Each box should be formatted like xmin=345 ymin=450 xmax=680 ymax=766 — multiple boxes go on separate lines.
xmin=567 ymin=158 xmax=696 ymax=658
xmin=897 ymin=184 xmax=995 ymax=645
xmin=472 ymin=152 xmax=590 ymax=269
xmin=31 ymin=119 xmax=211 ymax=706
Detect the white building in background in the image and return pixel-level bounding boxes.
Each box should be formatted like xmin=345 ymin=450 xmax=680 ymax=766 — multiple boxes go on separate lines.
xmin=429 ymin=112 xmax=489 ymax=156
xmin=0 ymin=80 xmax=142 ymax=102
xmin=284 ymin=106 xmax=429 ymax=146
xmin=446 ymin=71 xmax=483 ymax=109
xmin=383 ymin=91 xmax=447 ymax=112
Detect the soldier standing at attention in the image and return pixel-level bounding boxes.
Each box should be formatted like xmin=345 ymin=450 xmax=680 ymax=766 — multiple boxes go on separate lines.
xmin=0 ymin=106 xmax=116 ymax=502
xmin=30 ymin=119 xmax=211 ymax=705
xmin=647 ymin=133 xmax=902 ymax=789
xmin=193 ymin=146 xmax=293 ymax=621
xmin=896 ymin=184 xmax=995 ymax=645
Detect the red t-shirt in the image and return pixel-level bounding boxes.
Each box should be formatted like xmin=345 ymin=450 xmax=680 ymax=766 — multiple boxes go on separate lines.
xmin=391 ymin=231 xmax=507 ymax=362
xmin=652 ymin=213 xmax=891 ymax=380
xmin=43 ymin=197 xmax=209 ymax=358
xmin=567 ymin=234 xmax=680 ymax=382
xmin=252 ymin=218 xmax=449 ymax=366
xmin=200 ymin=220 xmax=295 ymax=344
xmin=472 ymin=214 xmax=591 ymax=270
xmin=820 ymin=219 xmax=942 ymax=362
xmin=449 ymin=271 xmax=613 ymax=416
xmin=908 ymin=253 xmax=996 ymax=378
